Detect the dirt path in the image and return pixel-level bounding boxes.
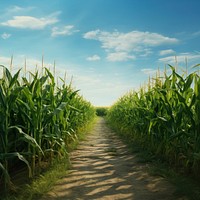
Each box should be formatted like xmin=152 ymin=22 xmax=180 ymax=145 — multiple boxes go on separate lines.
xmin=41 ymin=118 xmax=185 ymax=200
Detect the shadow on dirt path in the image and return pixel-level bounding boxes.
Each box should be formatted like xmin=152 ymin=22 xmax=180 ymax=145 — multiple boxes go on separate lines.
xmin=41 ymin=117 xmax=186 ymax=200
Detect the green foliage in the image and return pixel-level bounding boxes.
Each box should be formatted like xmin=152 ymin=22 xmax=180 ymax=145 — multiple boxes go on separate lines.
xmin=95 ymin=107 xmax=108 ymax=116
xmin=107 ymin=64 xmax=200 ymax=178
xmin=11 ymin=158 xmax=70 ymax=200
xmin=0 ymin=65 xmax=95 ymax=195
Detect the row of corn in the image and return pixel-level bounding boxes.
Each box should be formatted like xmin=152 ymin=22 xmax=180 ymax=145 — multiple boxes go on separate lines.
xmin=0 ymin=65 xmax=95 ymax=193
xmin=107 ymin=64 xmax=200 ymax=176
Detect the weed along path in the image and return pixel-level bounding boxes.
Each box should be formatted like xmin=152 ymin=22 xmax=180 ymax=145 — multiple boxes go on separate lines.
xmin=41 ymin=118 xmax=184 ymax=200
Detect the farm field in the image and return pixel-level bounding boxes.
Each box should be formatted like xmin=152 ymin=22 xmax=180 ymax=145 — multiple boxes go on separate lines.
xmin=0 ymin=66 xmax=96 ymax=199
xmin=1 ymin=65 xmax=200 ymax=200
xmin=107 ymin=65 xmax=200 ymax=178
xmin=1 ymin=1 xmax=200 ymax=199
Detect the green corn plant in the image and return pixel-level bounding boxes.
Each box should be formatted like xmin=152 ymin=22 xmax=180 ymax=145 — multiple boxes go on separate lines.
xmin=0 ymin=66 xmax=39 ymax=193
xmin=18 ymin=71 xmax=44 ymax=176
xmin=107 ymin=64 xmax=200 ymax=176
xmin=0 ymin=64 xmax=95 ymax=196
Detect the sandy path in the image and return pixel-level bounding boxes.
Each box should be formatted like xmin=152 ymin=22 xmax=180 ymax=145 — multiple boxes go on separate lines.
xmin=41 ymin=118 xmax=185 ymax=200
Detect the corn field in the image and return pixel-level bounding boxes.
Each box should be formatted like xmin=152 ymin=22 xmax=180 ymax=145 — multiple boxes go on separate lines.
xmin=107 ymin=64 xmax=200 ymax=176
xmin=0 ymin=65 xmax=95 ymax=194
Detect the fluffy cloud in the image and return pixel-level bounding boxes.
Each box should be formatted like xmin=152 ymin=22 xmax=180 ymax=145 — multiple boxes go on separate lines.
xmin=1 ymin=33 xmax=11 ymax=39
xmin=192 ymin=31 xmax=200 ymax=37
xmin=86 ymin=55 xmax=101 ymax=61
xmin=0 ymin=56 xmax=12 ymax=66
xmin=107 ymin=52 xmax=135 ymax=62
xmin=1 ymin=15 xmax=58 ymax=29
xmin=159 ymin=49 xmax=175 ymax=56
xmin=83 ymin=30 xmax=179 ymax=62
xmin=159 ymin=52 xmax=200 ymax=64
xmin=51 ymin=25 xmax=79 ymax=37
xmin=83 ymin=30 xmax=178 ymax=51
xmin=6 ymin=5 xmax=34 ymax=13
xmin=83 ymin=29 xmax=101 ymax=39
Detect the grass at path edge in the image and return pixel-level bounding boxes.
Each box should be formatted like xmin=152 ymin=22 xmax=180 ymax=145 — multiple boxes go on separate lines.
xmin=6 ymin=117 xmax=98 ymax=200
xmin=105 ymin=120 xmax=200 ymax=200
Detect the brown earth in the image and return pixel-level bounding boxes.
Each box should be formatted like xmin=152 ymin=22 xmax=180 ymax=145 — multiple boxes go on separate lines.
xmin=41 ymin=118 xmax=187 ymax=200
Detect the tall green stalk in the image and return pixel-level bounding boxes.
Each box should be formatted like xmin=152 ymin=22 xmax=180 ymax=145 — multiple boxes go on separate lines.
xmin=0 ymin=65 xmax=95 ymax=196
xmin=107 ymin=64 xmax=200 ymax=176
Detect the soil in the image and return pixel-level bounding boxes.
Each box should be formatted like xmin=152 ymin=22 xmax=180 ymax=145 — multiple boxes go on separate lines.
xmin=41 ymin=118 xmax=187 ymax=200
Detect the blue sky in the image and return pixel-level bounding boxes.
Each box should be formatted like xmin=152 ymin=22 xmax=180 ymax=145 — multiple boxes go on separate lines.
xmin=0 ymin=0 xmax=200 ymax=106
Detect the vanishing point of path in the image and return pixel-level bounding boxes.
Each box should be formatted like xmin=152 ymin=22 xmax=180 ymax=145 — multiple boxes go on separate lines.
xmin=42 ymin=118 xmax=186 ymax=200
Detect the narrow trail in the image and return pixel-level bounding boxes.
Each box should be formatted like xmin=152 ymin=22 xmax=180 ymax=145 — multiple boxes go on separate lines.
xmin=41 ymin=118 xmax=185 ymax=200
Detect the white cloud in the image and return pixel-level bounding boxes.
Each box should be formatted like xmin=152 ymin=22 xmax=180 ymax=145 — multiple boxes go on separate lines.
xmin=83 ymin=30 xmax=179 ymax=62
xmin=1 ymin=14 xmax=58 ymax=30
xmin=0 ymin=56 xmax=12 ymax=66
xmin=51 ymin=25 xmax=79 ymax=37
xmin=139 ymin=48 xmax=153 ymax=57
xmin=6 ymin=5 xmax=34 ymax=13
xmin=192 ymin=31 xmax=200 ymax=37
xmin=86 ymin=55 xmax=101 ymax=61
xmin=83 ymin=30 xmax=178 ymax=51
xmin=159 ymin=52 xmax=200 ymax=64
xmin=107 ymin=52 xmax=135 ymax=62
xmin=159 ymin=49 xmax=175 ymax=56
xmin=1 ymin=33 xmax=11 ymax=39
xmin=83 ymin=29 xmax=101 ymax=39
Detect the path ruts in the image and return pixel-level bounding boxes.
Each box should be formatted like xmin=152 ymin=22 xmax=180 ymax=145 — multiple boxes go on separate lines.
xmin=41 ymin=118 xmax=186 ymax=200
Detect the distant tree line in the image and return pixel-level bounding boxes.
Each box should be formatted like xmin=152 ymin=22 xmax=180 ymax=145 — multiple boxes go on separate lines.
xmin=95 ymin=107 xmax=108 ymax=116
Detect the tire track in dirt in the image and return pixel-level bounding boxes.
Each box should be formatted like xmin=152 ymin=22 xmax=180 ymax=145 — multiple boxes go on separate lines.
xmin=41 ymin=117 xmax=186 ymax=200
